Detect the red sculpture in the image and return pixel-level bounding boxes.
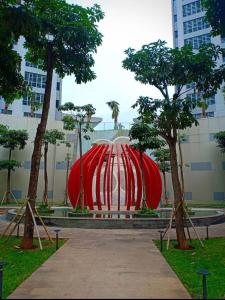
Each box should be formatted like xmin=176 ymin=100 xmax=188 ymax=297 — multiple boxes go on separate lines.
xmin=68 ymin=143 xmax=162 ymax=210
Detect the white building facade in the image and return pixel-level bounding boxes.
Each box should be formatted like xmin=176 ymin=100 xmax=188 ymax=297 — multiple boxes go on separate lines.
xmin=171 ymin=0 xmax=225 ymax=119
xmin=0 ymin=37 xmax=62 ymax=120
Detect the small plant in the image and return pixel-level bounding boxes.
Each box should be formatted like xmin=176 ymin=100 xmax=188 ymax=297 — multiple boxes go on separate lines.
xmin=136 ymin=207 xmax=159 ymax=217
xmin=72 ymin=206 xmax=90 ymax=214
xmin=36 ymin=203 xmax=54 ymax=215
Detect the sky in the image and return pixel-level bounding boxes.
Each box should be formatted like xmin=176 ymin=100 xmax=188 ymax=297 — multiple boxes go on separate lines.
xmin=64 ymin=0 xmax=173 ymax=128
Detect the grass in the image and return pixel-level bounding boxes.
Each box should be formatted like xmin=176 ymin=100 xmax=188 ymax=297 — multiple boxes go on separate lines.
xmin=0 ymin=236 xmax=65 ymax=298
xmin=154 ymin=238 xmax=225 ymax=299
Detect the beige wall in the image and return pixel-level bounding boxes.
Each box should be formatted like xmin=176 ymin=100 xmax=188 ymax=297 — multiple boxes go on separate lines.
xmin=0 ymin=114 xmax=225 ymax=204
xmin=0 ymin=114 xmax=76 ymax=203
xmin=164 ymin=117 xmax=225 ymax=202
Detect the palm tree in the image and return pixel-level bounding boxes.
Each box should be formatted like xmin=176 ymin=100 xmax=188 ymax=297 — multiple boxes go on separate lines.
xmin=106 ymin=100 xmax=120 ymax=130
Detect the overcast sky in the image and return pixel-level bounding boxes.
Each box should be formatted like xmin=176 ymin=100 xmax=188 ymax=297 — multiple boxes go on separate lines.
xmin=64 ymin=0 xmax=173 ymax=128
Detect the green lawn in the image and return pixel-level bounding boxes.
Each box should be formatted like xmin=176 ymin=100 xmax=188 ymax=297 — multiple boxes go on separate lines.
xmin=0 ymin=236 xmax=65 ymax=298
xmin=154 ymin=238 xmax=225 ymax=299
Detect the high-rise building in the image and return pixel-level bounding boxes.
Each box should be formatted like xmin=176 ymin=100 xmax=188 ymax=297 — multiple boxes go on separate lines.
xmin=0 ymin=37 xmax=62 ymax=120
xmin=171 ymin=0 xmax=225 ymax=119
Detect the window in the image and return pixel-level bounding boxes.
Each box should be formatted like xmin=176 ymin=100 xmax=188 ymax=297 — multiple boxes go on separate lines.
xmin=221 ymin=36 xmax=225 ymax=43
xmin=56 ymin=82 xmax=61 ymax=91
xmin=25 ymin=72 xmax=46 ymax=89
xmin=174 ymin=30 xmax=178 ymax=38
xmin=186 ymin=93 xmax=215 ymax=105
xmin=184 ymin=33 xmax=211 ymax=49
xmin=183 ymin=1 xmax=204 ymax=17
xmin=0 ymin=109 xmax=12 ymax=115
xmin=56 ymin=99 xmax=60 ymax=108
xmin=186 ymin=82 xmax=196 ymax=90
xmin=24 ymin=112 xmax=42 ymax=118
xmin=194 ymin=111 xmax=214 ymax=119
xmin=207 ymin=111 xmax=214 ymax=118
xmin=183 ymin=17 xmax=209 ymax=34
xmin=174 ymin=14 xmax=177 ymax=23
xmin=23 ymin=93 xmax=44 ymax=106
xmin=222 ymin=54 xmax=225 ymax=63
xmin=25 ymin=61 xmax=37 ymax=68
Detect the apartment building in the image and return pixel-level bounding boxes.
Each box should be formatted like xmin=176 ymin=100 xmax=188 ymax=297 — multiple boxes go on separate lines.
xmin=171 ymin=0 xmax=225 ymax=119
xmin=0 ymin=37 xmax=62 ymax=120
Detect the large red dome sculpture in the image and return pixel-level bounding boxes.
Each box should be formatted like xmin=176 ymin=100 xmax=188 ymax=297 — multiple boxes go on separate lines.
xmin=68 ymin=141 xmax=162 ymax=211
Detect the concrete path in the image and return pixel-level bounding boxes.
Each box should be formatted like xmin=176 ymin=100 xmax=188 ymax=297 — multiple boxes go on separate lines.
xmin=8 ymin=229 xmax=190 ymax=299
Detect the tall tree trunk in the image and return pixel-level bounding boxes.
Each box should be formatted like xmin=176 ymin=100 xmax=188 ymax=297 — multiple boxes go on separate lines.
xmin=6 ymin=149 xmax=12 ymax=202
xmin=114 ymin=116 xmax=118 ymax=130
xmin=43 ymin=141 xmax=48 ymax=205
xmin=162 ymin=171 xmax=169 ymax=206
xmin=178 ymin=139 xmax=185 ymax=198
xmin=202 ymin=101 xmax=207 ymax=118
xmin=64 ymin=156 xmax=70 ymax=206
xmin=139 ymin=150 xmax=147 ymax=208
xmin=168 ymin=139 xmax=189 ymax=250
xmin=78 ymin=123 xmax=84 ymax=211
xmin=21 ymin=43 xmax=54 ymax=249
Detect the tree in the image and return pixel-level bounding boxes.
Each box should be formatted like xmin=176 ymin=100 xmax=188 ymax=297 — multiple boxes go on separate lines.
xmin=202 ymin=0 xmax=225 ymax=36
xmin=42 ymin=129 xmax=65 ymax=205
xmin=129 ymin=122 xmax=165 ymax=208
xmin=152 ymin=148 xmax=170 ymax=206
xmin=0 ymin=1 xmax=29 ymax=110
xmin=59 ymin=102 xmax=96 ymax=211
xmin=28 ymin=92 xmax=42 ymax=118
xmin=123 ymin=40 xmax=225 ymax=249
xmin=1 ymin=0 xmax=104 ymax=249
xmin=106 ymin=101 xmax=120 ymax=130
xmin=215 ymin=131 xmax=225 ymax=152
xmin=62 ymin=141 xmax=72 ymax=206
xmin=0 ymin=125 xmax=28 ymax=202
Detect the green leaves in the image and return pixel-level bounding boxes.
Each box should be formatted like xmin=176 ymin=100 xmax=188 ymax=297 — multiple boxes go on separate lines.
xmin=60 ymin=102 xmax=96 ymax=139
xmin=0 ymin=125 xmax=29 ymax=150
xmin=214 ymin=131 xmax=225 ymax=153
xmin=123 ymin=41 xmax=224 ymax=101
xmin=43 ymin=129 xmax=65 ymax=145
xmin=202 ymin=0 xmax=225 ymax=36
xmin=152 ymin=148 xmax=171 ymax=173
xmin=129 ymin=122 xmax=165 ymax=153
xmin=0 ymin=160 xmax=21 ymax=171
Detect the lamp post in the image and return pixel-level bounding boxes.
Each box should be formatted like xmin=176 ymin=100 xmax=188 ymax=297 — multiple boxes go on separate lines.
xmin=158 ymin=230 xmax=164 ymax=252
xmin=0 ymin=262 xmax=6 ymax=299
xmin=54 ymin=229 xmax=60 ymax=250
xmin=197 ymin=269 xmax=210 ymax=299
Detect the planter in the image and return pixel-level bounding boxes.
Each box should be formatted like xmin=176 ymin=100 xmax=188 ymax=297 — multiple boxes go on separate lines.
xmin=68 ymin=212 xmax=93 ymax=218
xmin=133 ymin=214 xmax=159 ymax=218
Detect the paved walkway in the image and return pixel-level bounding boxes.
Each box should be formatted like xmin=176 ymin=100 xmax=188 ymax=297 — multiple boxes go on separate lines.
xmin=1 ymin=208 xmax=224 ymax=299
xmin=8 ymin=229 xmax=190 ymax=299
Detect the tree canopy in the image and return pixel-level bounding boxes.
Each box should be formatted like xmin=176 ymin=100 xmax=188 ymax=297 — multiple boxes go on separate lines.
xmin=202 ymin=0 xmax=225 ymax=36
xmin=215 ymin=131 xmax=225 ymax=153
xmin=0 ymin=125 xmax=28 ymax=150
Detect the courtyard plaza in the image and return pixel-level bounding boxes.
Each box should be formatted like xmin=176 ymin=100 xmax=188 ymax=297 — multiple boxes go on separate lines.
xmin=0 ymin=207 xmax=224 ymax=299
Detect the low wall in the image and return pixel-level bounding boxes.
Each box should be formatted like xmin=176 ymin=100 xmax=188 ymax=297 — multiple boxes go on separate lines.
xmin=6 ymin=209 xmax=225 ymax=229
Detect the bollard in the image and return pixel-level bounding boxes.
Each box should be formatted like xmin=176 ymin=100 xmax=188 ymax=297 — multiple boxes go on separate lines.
xmin=0 ymin=262 xmax=6 ymax=300
xmin=54 ymin=229 xmax=60 ymax=250
xmin=158 ymin=230 xmax=164 ymax=252
xmin=206 ymin=226 xmax=209 ymax=240
xmin=197 ymin=269 xmax=210 ymax=299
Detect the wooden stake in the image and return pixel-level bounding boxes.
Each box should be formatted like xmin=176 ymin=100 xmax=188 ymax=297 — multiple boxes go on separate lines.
xmin=34 ymin=207 xmax=53 ymax=243
xmin=27 ymin=201 xmax=43 ymax=250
